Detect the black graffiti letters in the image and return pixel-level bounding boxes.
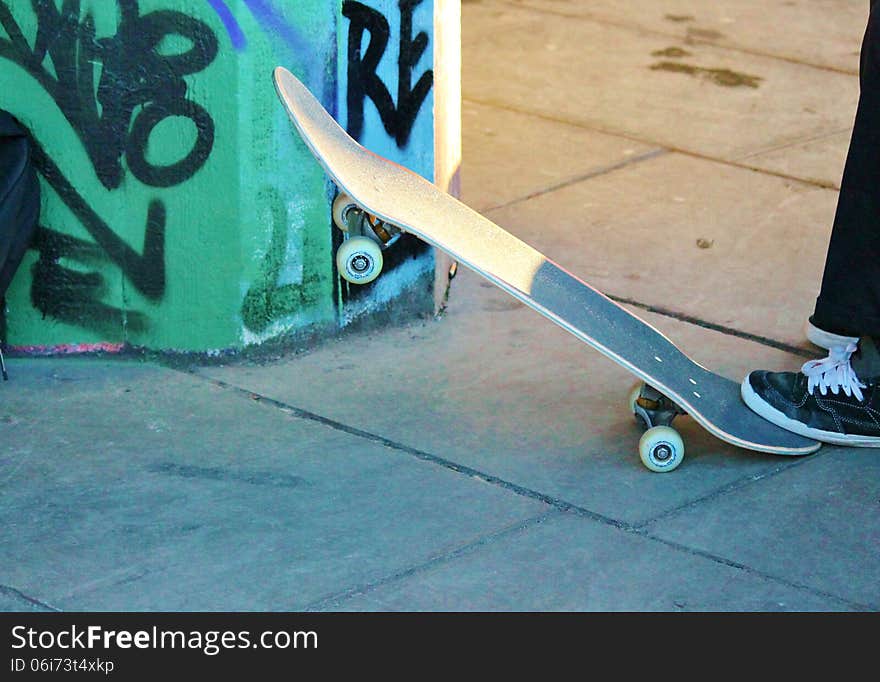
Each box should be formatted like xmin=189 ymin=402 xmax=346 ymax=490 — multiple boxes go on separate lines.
xmin=342 ymin=0 xmax=433 ymax=147
xmin=30 ymin=141 xmax=166 ymax=302
xmin=98 ymin=3 xmax=217 ymax=188
xmin=125 ymin=97 xmax=214 ymax=188
xmin=0 ymin=0 xmax=217 ymax=189
xmin=0 ymin=1 xmax=218 ymax=334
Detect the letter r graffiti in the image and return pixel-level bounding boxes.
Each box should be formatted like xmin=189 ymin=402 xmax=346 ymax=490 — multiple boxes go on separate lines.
xmin=342 ymin=0 xmax=433 ymax=148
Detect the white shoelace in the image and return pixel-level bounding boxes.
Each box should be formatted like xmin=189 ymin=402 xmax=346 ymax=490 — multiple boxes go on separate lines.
xmin=801 ymin=342 xmax=866 ymax=402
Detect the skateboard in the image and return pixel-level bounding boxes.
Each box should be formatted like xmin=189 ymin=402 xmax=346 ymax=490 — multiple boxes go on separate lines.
xmin=273 ymin=66 xmax=821 ymax=472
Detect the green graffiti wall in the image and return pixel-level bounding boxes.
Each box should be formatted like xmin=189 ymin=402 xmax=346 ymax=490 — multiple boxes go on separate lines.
xmin=0 ymin=0 xmax=437 ymax=353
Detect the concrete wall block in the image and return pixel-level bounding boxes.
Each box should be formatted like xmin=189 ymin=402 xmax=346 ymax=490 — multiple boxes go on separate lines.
xmin=0 ymin=0 xmax=444 ymax=354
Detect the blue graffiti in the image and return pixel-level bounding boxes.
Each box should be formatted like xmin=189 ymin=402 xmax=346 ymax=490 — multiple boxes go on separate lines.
xmin=206 ymin=0 xmax=246 ymax=51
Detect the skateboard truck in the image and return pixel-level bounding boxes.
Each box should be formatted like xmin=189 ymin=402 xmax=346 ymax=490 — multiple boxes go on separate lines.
xmin=628 ymin=382 xmax=688 ymax=472
xmin=332 ymin=193 xmax=402 ymax=284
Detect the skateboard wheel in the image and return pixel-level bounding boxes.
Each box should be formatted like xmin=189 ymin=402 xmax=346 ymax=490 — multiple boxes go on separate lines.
xmin=336 ymin=236 xmax=383 ymax=284
xmin=638 ymin=426 xmax=685 ymax=473
xmin=332 ymin=192 xmax=359 ymax=232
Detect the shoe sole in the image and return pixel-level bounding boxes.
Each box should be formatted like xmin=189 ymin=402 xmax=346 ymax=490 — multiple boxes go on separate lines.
xmin=741 ymin=376 xmax=880 ymax=448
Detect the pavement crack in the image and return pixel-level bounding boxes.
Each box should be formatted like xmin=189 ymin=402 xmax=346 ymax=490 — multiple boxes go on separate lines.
xmin=633 ymin=453 xmax=824 ymax=531
xmin=483 ymin=149 xmax=668 ymax=212
xmin=607 ymin=295 xmax=815 ymax=357
xmin=300 ymin=510 xmax=562 ymax=611
xmin=0 ymin=584 xmax=61 ymax=612
xmin=463 ymin=96 xmax=844 ymax=191
xmin=193 ymin=374 xmax=634 ymax=531
xmin=733 ymin=127 xmax=853 ymax=164
xmin=632 ymin=533 xmax=877 ymax=611
xmin=504 ymin=2 xmax=859 ymax=77
xmin=190 ymin=375 xmax=867 ymax=612
xmin=628 ymin=454 xmax=878 ymax=611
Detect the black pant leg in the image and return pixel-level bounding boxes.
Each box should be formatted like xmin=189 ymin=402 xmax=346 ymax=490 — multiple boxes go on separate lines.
xmin=812 ymin=2 xmax=880 ymax=337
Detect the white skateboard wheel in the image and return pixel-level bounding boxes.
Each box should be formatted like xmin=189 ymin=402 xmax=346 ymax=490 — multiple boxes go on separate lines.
xmin=336 ymin=236 xmax=383 ymax=284
xmin=638 ymin=425 xmax=685 ymax=473
xmin=332 ymin=192 xmax=359 ymax=232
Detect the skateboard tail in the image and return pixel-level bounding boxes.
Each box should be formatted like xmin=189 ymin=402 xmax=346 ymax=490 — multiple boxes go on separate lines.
xmin=272 ymin=68 xmax=416 ymax=190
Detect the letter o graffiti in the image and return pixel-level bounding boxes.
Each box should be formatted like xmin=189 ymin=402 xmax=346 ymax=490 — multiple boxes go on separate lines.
xmin=125 ymin=98 xmax=215 ymax=187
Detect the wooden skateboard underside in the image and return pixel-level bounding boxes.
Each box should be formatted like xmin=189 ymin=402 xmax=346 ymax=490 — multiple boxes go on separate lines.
xmin=273 ymin=66 xmax=820 ymax=458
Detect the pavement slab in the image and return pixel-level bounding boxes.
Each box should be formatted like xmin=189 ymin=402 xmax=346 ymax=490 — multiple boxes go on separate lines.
xmin=0 ymin=360 xmax=548 ymax=611
xmin=460 ymin=100 xmax=661 ymax=211
xmin=463 ymin=0 xmax=859 ymax=170
xmin=481 ymin=151 xmax=837 ymax=351
xmin=334 ymin=512 xmax=860 ymax=611
xmin=646 ymin=448 xmax=880 ymax=609
xmin=509 ymin=0 xmax=867 ymax=74
xmin=737 ymin=129 xmax=852 ymax=189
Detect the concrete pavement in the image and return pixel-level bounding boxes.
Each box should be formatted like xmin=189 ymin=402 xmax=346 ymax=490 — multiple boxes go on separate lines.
xmin=1 ymin=0 xmax=878 ymax=612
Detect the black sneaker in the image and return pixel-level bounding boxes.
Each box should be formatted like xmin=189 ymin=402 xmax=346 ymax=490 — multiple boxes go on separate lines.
xmin=741 ymin=336 xmax=880 ymax=447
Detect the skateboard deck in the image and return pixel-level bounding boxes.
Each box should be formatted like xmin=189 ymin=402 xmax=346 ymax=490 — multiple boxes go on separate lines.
xmin=273 ymin=66 xmax=820 ymax=471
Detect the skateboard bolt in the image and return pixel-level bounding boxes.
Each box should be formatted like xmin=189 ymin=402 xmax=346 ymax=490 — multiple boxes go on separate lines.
xmin=652 ymin=444 xmax=673 ymax=461
xmin=351 ymin=255 xmax=370 ymax=273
